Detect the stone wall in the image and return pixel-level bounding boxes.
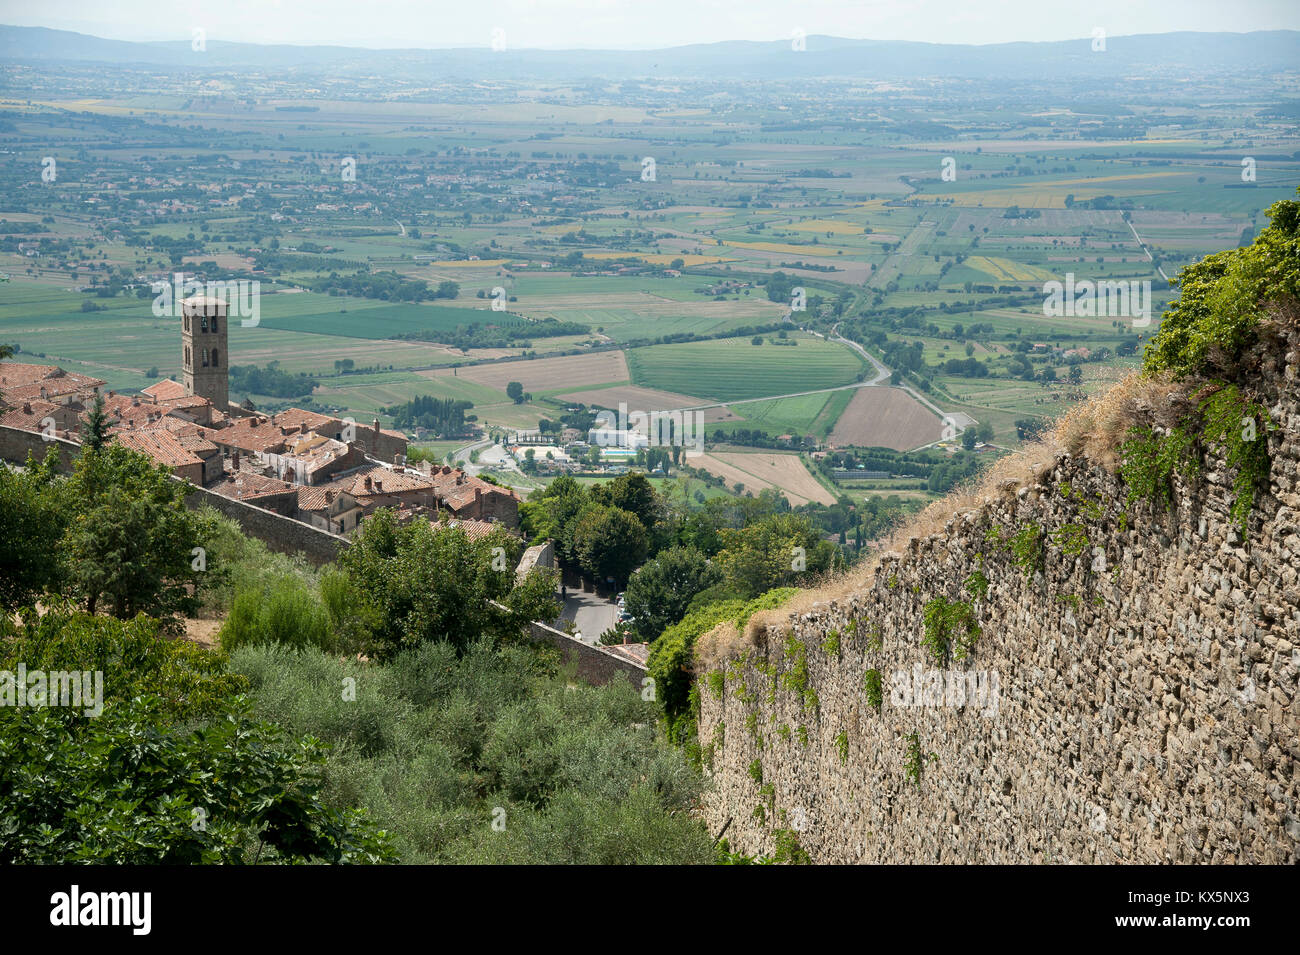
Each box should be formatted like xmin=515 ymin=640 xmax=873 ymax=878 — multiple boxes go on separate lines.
xmin=528 ymin=620 xmax=647 ymax=688
xmin=0 ymin=425 xmax=80 ymax=472
xmin=698 ymin=347 xmax=1300 ymax=863
xmin=182 ymin=484 xmax=348 ymax=566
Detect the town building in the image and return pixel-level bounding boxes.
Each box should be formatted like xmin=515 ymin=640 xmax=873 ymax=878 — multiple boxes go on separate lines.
xmin=0 ymin=295 xmax=517 ymax=538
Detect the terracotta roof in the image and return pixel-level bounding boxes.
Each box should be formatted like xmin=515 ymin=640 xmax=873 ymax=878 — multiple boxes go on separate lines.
xmin=142 ymin=379 xmax=188 ymax=401
xmin=603 ymin=642 xmax=651 ymax=667
xmin=0 ymin=398 xmax=64 ymax=432
xmin=208 ymin=470 xmax=295 ymax=501
xmin=330 ymin=464 xmax=438 ymax=498
xmin=297 ymin=485 xmax=354 ymax=512
xmin=112 ymin=429 xmax=203 ymax=470
xmin=155 ymin=394 xmax=211 ymax=411
xmin=205 ymin=417 xmax=290 ymax=454
xmin=439 ymin=517 xmax=501 ymax=542
xmin=0 ymin=362 xmax=64 ymax=389
xmin=271 ymin=408 xmax=338 ymax=433
xmin=2 ymin=372 xmax=105 ymax=404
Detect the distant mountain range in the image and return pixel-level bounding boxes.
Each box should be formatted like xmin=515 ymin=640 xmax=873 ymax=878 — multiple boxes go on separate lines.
xmin=1 ymin=25 xmax=1298 ymax=81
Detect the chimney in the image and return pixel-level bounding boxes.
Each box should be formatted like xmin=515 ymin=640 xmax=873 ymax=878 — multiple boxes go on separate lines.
xmin=364 ymin=475 xmax=372 ymax=491
xmin=375 ymin=480 xmax=383 ymax=492
xmin=394 ymin=452 xmax=402 ymax=467
xmin=21 ymin=402 xmax=31 ymax=414
xmin=132 ymin=395 xmax=140 ymax=406
xmin=301 ymin=422 xmax=309 ymax=434
xmin=232 ymin=449 xmax=240 ymax=469
xmin=325 ymin=491 xmax=334 ymax=504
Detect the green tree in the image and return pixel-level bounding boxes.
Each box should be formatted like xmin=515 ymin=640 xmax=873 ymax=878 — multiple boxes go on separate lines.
xmin=62 ymin=445 xmax=214 ymax=618
xmin=336 ymin=509 xmax=558 ymax=658
xmin=0 ymin=610 xmax=393 ymax=864
xmin=1145 ymin=191 xmax=1300 ymax=380
xmin=0 ymin=697 xmax=394 ymax=864
xmin=0 ymin=450 xmax=68 ymax=610
xmin=79 ymin=392 xmax=110 ymax=452
xmin=590 ymin=471 xmax=662 ymax=534
xmin=624 ymin=545 xmax=722 ymax=641
xmin=520 ymin=475 xmax=590 ymax=563
xmin=713 ymin=513 xmax=833 ymax=598
xmin=571 ymin=504 xmax=647 ymax=587
xmin=507 ymin=381 xmax=525 ymax=403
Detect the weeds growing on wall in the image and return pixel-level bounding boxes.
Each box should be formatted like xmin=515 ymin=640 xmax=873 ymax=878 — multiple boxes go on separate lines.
xmin=1009 ymin=522 xmax=1044 ymax=578
xmin=864 ymin=668 xmax=883 ymax=712
xmin=921 ymin=596 xmax=980 ymax=666
xmin=1118 ymin=382 xmax=1272 ymax=535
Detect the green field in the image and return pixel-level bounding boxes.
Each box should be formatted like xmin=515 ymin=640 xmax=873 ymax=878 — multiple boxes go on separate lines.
xmin=626 ymin=333 xmax=868 ymax=402
xmin=714 ymin=388 xmax=856 ymax=439
xmin=255 ymin=298 xmax=516 ymax=339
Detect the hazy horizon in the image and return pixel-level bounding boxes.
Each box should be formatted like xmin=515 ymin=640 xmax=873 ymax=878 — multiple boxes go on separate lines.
xmin=5 ymin=0 xmax=1300 ymax=51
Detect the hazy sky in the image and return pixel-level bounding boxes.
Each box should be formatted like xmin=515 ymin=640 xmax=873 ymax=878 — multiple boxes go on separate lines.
xmin=6 ymin=0 xmax=1300 ymax=49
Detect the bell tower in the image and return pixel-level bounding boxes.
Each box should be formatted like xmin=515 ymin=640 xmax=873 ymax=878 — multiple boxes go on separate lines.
xmin=181 ymin=295 xmax=229 ymax=411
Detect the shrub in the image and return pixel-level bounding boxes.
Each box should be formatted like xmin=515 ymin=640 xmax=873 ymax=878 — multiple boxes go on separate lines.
xmin=1144 ymin=192 xmax=1300 ymax=380
xmin=228 ymin=640 xmax=713 ymax=864
xmin=220 ymin=576 xmax=333 ymax=654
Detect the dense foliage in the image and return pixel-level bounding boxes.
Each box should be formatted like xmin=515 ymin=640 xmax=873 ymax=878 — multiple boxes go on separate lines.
xmin=0 ymin=611 xmax=392 ymax=864
xmin=230 ymin=640 xmax=714 ymax=863
xmin=1145 ymin=191 xmax=1300 ymax=379
xmin=229 ymin=361 xmax=317 ymax=398
xmin=0 ymin=442 xmax=713 ymax=864
xmin=382 ymin=394 xmax=473 ymax=436
xmin=0 ymin=445 xmax=216 ymax=619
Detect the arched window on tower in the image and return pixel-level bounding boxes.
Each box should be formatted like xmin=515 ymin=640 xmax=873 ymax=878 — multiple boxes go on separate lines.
xmin=212 ymin=315 xmax=219 ymax=333
xmin=201 ymin=315 xmax=208 ymax=333
xmin=202 ymin=348 xmax=209 ymax=367
xmin=185 ymin=346 xmax=191 ymax=366
xmin=212 ymin=349 xmax=219 ymax=367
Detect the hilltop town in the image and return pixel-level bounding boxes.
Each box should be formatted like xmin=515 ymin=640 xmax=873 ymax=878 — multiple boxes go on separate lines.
xmin=0 ymin=295 xmax=522 ymax=540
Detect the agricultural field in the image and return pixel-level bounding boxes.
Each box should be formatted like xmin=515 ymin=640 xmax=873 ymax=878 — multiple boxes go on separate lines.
xmin=829 ymin=387 xmax=946 ymax=451
xmin=691 ymin=450 xmax=837 ymax=506
xmin=1 ymin=46 xmax=1295 ymax=459
xmin=626 ymin=333 xmax=869 ymax=403
xmin=423 ymin=350 xmax=629 ymax=395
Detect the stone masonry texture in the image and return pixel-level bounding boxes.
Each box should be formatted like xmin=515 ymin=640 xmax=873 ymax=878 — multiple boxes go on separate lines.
xmin=699 ymin=330 xmax=1300 ymax=864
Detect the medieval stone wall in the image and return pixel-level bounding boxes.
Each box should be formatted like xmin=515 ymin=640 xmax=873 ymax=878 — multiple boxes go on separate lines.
xmin=699 ymin=349 xmax=1300 ymax=863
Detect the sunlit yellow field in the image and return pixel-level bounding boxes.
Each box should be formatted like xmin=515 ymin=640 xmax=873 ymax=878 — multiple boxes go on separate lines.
xmin=964 ymin=256 xmax=1059 ymax=282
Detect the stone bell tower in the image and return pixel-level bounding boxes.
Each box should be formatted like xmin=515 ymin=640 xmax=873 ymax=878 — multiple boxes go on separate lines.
xmin=181 ymin=295 xmax=229 ymax=411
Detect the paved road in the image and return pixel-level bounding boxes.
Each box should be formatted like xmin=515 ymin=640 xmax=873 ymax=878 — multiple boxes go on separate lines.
xmin=555 ymin=590 xmax=620 ymax=644
xmin=826 ymin=324 xmax=891 ymax=385
xmin=451 ymin=438 xmax=493 ymax=473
